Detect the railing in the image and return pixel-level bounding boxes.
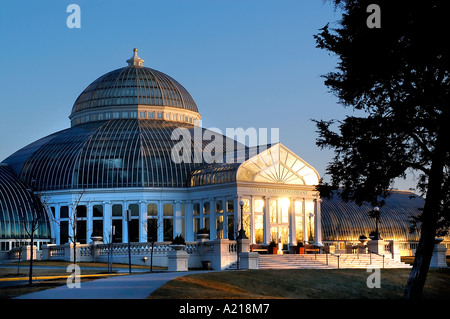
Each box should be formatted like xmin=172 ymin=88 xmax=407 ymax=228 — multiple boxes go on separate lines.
xmin=40 ymin=239 xmax=247 ymax=271
xmin=324 ymin=249 xmax=341 ymax=269
xmin=368 ymin=250 xmax=385 ymax=269
xmin=96 ymin=242 xmax=200 ymax=257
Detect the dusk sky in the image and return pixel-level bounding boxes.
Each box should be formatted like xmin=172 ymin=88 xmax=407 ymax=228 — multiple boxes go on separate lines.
xmin=0 ymin=1 xmax=416 ymax=191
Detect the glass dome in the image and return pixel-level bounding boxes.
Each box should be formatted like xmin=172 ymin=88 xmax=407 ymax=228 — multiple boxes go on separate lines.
xmin=0 ymin=164 xmax=52 ymax=240
xmin=70 ymin=49 xmax=200 ymax=127
xmin=321 ymin=191 xmax=424 ymax=242
xmin=2 ymin=120 xmax=242 ymax=191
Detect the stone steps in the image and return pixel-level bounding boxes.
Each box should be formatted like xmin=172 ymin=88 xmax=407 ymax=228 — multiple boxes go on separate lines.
xmin=227 ymin=254 xmax=412 ymax=270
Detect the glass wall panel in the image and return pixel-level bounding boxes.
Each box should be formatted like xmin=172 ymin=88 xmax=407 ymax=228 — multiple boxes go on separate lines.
xmin=226 ymin=200 xmax=234 ymax=213
xmin=112 ymin=204 xmax=122 ymax=217
xmin=93 ymin=205 xmax=103 ymax=217
xmin=60 ymin=221 xmax=69 ymax=244
xmin=306 ymin=201 xmax=315 ymax=243
xmin=193 ymin=218 xmax=200 ymax=235
xmin=112 ymin=219 xmax=122 ymax=243
xmin=216 ymin=201 xmax=223 ymax=214
xmin=129 ymin=219 xmax=139 ymax=242
xmin=216 ymin=215 xmax=223 ymax=239
xmin=60 ymin=206 xmax=69 ymax=218
xmin=243 ymin=214 xmax=251 ymax=239
xmin=269 ymin=200 xmax=277 ymax=223
xmin=92 ymin=220 xmax=103 ymax=237
xmin=203 ymin=202 xmax=210 ymax=215
xmin=227 ymin=216 xmax=235 ymax=240
xmin=163 ymin=219 xmax=173 ymax=241
xmin=193 ymin=203 xmax=200 ymax=215
xmin=147 ymin=203 xmax=157 ymax=217
xmin=280 ymin=198 xmax=289 ymax=224
xmin=77 ymin=205 xmax=87 ymax=218
xmin=254 ymin=200 xmax=264 ymax=213
xmin=163 ymin=204 xmax=173 ymax=216
xmin=147 ymin=219 xmax=157 ymax=242
xmin=255 ymin=215 xmax=264 ymax=244
xmin=295 ymin=201 xmax=303 ymax=243
xmin=77 ymin=220 xmax=87 ymax=244
xmin=129 ymin=204 xmax=139 ymax=216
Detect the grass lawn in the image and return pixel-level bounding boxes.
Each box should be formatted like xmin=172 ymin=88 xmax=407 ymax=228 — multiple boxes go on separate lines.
xmin=149 ymin=268 xmax=450 ymax=299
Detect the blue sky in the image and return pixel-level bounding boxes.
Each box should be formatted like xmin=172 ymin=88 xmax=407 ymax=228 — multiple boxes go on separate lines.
xmin=0 ymin=0 xmax=416 ymax=190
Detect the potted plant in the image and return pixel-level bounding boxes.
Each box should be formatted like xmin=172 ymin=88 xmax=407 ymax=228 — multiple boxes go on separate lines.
xmin=359 ymin=235 xmax=369 ymax=244
xmin=268 ymin=241 xmax=277 ymax=255
xmin=196 ymin=227 xmax=210 ymax=239
xmin=170 ymin=235 xmax=186 ymax=250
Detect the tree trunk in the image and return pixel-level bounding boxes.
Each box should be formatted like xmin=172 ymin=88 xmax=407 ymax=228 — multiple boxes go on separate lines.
xmin=404 ymin=136 xmax=445 ymax=299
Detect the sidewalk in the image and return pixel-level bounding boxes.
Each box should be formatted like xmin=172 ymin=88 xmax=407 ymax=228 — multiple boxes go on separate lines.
xmin=15 ymin=271 xmax=210 ymax=299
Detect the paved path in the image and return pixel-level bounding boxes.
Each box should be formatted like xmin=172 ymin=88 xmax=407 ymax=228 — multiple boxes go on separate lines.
xmin=15 ymin=271 xmax=210 ymax=299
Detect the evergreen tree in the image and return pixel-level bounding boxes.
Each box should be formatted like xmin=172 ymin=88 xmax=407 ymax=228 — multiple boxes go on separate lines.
xmin=314 ymin=0 xmax=450 ymax=299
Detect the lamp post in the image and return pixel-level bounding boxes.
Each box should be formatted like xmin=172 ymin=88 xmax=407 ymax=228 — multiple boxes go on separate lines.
xmin=237 ymin=200 xmax=248 ymax=240
xmin=236 ymin=200 xmax=248 ymax=270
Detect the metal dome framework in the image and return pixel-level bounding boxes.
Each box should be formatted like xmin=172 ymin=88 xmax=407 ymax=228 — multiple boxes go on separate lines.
xmin=3 ymin=120 xmax=245 ymax=191
xmin=70 ymin=49 xmax=200 ymax=127
xmin=0 ymin=164 xmax=51 ymax=241
xmin=321 ymin=191 xmax=424 ymax=242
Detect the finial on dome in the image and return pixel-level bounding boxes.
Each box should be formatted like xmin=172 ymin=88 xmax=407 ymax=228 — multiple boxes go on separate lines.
xmin=127 ymin=48 xmax=144 ymax=67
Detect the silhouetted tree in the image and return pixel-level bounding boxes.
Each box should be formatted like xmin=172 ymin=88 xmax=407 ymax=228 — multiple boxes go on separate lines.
xmin=314 ymin=0 xmax=450 ymax=299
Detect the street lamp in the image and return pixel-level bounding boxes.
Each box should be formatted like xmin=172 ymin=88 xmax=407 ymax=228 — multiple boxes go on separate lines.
xmin=237 ymin=200 xmax=248 ymax=240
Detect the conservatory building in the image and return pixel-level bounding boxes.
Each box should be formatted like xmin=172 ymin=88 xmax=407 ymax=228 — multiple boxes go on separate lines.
xmin=1 ymin=49 xmax=321 ymax=251
xmin=1 ymin=49 xmax=442 ymax=259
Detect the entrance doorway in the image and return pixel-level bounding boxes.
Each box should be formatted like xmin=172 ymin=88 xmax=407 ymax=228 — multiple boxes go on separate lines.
xmin=270 ymin=226 xmax=289 ymax=245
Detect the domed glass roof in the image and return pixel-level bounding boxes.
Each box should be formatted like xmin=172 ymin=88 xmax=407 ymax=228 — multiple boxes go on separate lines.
xmin=0 ymin=164 xmax=52 ymax=240
xmin=70 ymin=49 xmax=199 ymax=127
xmin=321 ymin=191 xmax=424 ymax=241
xmin=2 ymin=120 xmax=243 ymax=191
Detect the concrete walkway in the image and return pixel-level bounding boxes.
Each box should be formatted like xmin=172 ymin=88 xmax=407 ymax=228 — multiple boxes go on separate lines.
xmin=15 ymin=271 xmax=210 ymax=299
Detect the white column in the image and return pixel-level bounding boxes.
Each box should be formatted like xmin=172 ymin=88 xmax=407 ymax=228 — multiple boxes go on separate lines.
xmin=87 ymin=202 xmax=93 ymax=242
xmin=185 ymin=200 xmax=194 ymax=241
xmin=264 ymin=197 xmax=271 ymax=244
xmin=55 ymin=203 xmax=61 ymax=245
xmin=122 ymin=201 xmax=128 ymax=243
xmin=250 ymin=195 xmax=255 ymax=243
xmin=157 ymin=200 xmax=163 ymax=242
xmin=234 ymin=195 xmax=240 ymax=239
xmin=314 ymin=198 xmax=323 ymax=246
xmin=103 ymin=202 xmax=112 ymax=243
xmin=139 ymin=200 xmax=147 ymax=242
xmin=210 ymin=198 xmax=217 ymax=239
xmin=174 ymin=201 xmax=182 ymax=237
xmin=221 ymin=197 xmax=228 ymax=239
xmin=289 ymin=198 xmax=296 ymax=246
xmin=302 ymin=198 xmax=307 ymax=244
